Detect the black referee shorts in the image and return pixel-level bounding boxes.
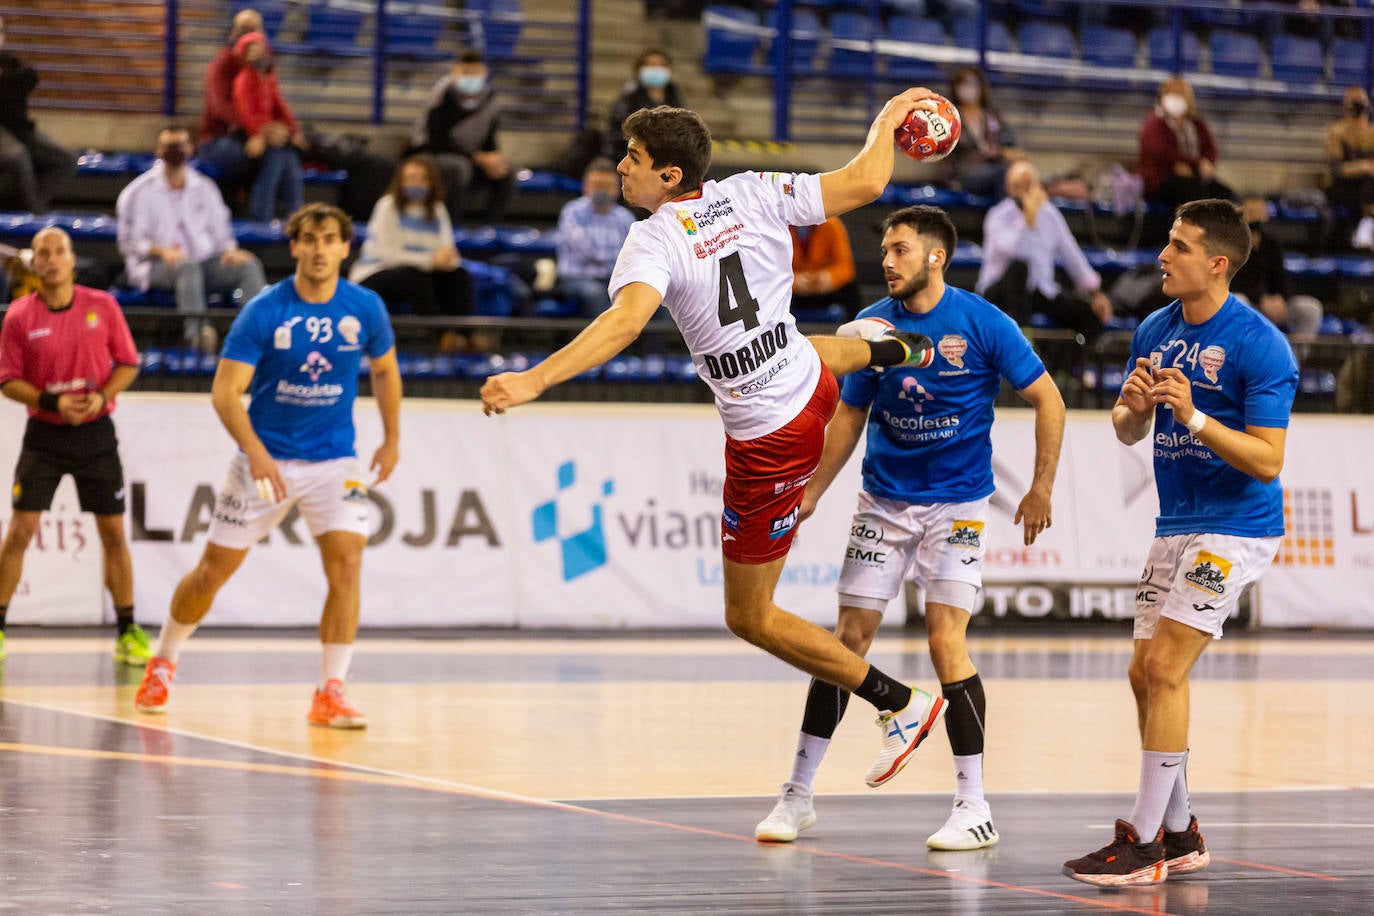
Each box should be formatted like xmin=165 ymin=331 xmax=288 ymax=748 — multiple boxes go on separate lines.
xmin=11 ymin=416 xmax=126 ymax=516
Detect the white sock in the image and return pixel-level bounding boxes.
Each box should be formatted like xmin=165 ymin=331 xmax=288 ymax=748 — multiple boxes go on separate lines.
xmin=788 ymin=733 xmax=830 ymax=792
xmin=154 ymin=618 xmax=199 ymax=663
xmin=1130 ymin=749 xmax=1187 ymax=841
xmin=1162 ymin=750 xmax=1192 ymax=832
xmin=953 ymin=753 xmax=985 ymax=804
xmin=321 ymin=642 xmax=354 ymax=685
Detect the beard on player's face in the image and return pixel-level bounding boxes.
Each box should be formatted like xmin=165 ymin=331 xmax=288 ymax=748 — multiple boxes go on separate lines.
xmin=889 ymin=262 xmax=930 ymax=301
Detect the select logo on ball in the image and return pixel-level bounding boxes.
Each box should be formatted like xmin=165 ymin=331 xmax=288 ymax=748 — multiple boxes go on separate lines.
xmin=896 ymin=94 xmax=962 ymax=163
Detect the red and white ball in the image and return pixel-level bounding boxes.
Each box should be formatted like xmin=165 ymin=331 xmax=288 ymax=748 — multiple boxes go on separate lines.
xmin=895 ymin=94 xmax=962 ymax=162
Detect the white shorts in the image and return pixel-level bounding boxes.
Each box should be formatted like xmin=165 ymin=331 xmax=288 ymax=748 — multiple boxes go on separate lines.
xmin=836 ymin=491 xmax=990 ymax=613
xmin=1133 ymin=533 xmax=1281 ymax=640
xmin=207 ymin=453 xmax=371 ymax=550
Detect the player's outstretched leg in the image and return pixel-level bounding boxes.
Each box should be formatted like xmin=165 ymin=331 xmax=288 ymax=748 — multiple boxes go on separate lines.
xmin=808 ymin=323 xmax=934 ymax=378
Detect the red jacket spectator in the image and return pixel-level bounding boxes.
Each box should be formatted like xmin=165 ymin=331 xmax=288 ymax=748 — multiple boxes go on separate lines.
xmin=199 ymin=44 xmax=242 ymax=143
xmin=1138 ymin=111 xmax=1220 ymax=200
xmin=230 ymin=32 xmax=298 ymax=139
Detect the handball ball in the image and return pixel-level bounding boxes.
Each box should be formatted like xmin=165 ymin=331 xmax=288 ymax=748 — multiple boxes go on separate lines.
xmin=896 ymin=95 xmax=961 ymax=162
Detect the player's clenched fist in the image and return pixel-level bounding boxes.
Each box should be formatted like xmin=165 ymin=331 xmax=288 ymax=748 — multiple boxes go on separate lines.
xmin=480 ymin=371 xmax=544 ymax=416
xmin=1119 ymin=357 xmax=1155 ymax=415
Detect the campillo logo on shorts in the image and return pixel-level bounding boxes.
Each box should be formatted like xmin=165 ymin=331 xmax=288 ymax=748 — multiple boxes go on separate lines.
xmin=1184 ymin=550 xmax=1232 ymax=595
xmin=532 ymin=461 xmax=615 ymax=581
xmin=342 ymin=479 xmax=368 ymax=503
xmin=947 ymin=520 xmax=984 ymax=549
xmin=769 ymin=506 xmax=800 ymax=540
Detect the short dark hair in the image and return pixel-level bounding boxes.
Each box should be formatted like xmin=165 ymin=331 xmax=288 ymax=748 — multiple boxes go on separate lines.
xmin=457 ymin=48 xmax=484 ymax=66
xmin=285 ymin=202 xmax=354 ymax=244
xmin=622 ymin=106 xmax=712 ymax=193
xmin=634 ymin=47 xmax=671 ymax=70
xmin=1175 ymin=198 xmax=1250 ymax=279
xmin=878 ymin=205 xmax=958 ymax=265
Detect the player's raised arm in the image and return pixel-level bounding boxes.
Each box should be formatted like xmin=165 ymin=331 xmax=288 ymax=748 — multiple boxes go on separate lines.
xmin=479 ymin=281 xmax=663 ymax=415
xmin=819 ymin=88 xmax=938 ymax=218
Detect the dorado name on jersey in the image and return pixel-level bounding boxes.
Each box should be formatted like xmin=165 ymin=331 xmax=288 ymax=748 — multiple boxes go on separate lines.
xmin=221 ymin=278 xmax=395 ymax=462
xmin=608 ymin=171 xmax=827 ymax=440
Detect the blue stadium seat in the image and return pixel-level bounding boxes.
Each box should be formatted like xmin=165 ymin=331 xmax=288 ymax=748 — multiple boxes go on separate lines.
xmin=1270 ymin=34 xmax=1324 ymax=84
xmin=828 ymin=11 xmax=876 ymax=77
xmin=767 ymin=7 xmax=822 ymax=73
xmin=1080 ymin=25 xmax=1137 ymax=68
xmin=465 ymin=0 xmax=522 ymax=61
xmin=1147 ymin=26 xmax=1201 ymax=71
xmin=1015 ymin=0 xmax=1071 ymax=18
xmin=1017 ymin=21 xmax=1076 ymax=60
xmin=303 ymin=2 xmax=369 ymax=58
xmin=953 ymin=18 xmax=1012 ymax=52
xmin=235 ymin=0 xmax=287 ymax=41
xmin=885 ymin=14 xmax=946 ymax=81
xmin=384 ymin=12 xmax=448 ymax=62
xmin=1208 ymin=30 xmax=1262 ymax=78
xmin=703 ymin=5 xmax=762 ymax=74
xmin=1331 ymin=36 xmax=1371 ymax=87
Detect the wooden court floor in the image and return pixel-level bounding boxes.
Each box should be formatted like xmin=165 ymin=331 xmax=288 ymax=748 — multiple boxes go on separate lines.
xmin=0 ymin=627 xmax=1371 ymax=914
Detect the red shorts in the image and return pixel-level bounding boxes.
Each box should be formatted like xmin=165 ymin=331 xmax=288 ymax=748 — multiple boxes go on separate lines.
xmin=721 ymin=368 xmax=840 ymax=564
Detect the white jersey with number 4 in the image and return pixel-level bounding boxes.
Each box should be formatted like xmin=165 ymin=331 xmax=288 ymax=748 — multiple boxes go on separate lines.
xmin=609 ymin=171 xmax=826 ymax=440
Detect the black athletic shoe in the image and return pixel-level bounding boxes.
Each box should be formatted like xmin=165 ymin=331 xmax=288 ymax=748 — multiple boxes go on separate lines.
xmin=1163 ymin=816 xmax=1210 ymax=875
xmin=1062 ymin=818 xmax=1168 ymax=887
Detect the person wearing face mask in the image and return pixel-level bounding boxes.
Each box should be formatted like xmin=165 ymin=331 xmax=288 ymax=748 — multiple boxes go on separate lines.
xmin=116 ymin=127 xmax=266 ymax=353
xmin=1322 ymin=86 xmax=1374 ymax=249
xmin=1230 ymin=196 xmax=1323 ymax=342
xmin=552 ymin=157 xmax=636 ymax=317
xmin=231 ymin=31 xmax=306 ymax=222
xmin=1138 ymin=77 xmax=1235 ymax=209
xmin=940 ymin=67 xmax=1023 ymax=199
xmin=0 ymin=14 xmax=76 ymax=213
xmin=410 ymin=49 xmax=517 ymax=225
xmin=790 ymin=217 xmax=861 ymax=319
xmin=350 ymin=155 xmax=472 ymax=331
xmin=604 ymin=49 xmax=689 ymax=163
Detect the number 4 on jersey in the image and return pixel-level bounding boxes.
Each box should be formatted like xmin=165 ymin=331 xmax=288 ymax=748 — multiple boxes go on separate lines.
xmin=717 ymin=251 xmax=761 ymax=331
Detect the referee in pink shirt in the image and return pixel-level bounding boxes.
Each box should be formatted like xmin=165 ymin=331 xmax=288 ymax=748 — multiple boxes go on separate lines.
xmin=0 ymin=227 xmax=150 ymax=665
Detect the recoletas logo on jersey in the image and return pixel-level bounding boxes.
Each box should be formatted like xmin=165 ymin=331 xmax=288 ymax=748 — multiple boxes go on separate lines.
xmin=898 ymin=375 xmax=934 ymax=413
xmin=1184 ymin=550 xmax=1232 ymax=596
xmin=676 ymin=209 xmax=699 ymax=235
xmin=938 ymin=334 xmax=967 ymax=368
xmin=300 ymin=351 xmax=334 ymax=382
xmin=1200 ymin=345 xmax=1226 ymax=384
xmin=947 ymin=520 xmax=984 ymax=549
xmin=338 ymin=315 xmax=362 ymax=346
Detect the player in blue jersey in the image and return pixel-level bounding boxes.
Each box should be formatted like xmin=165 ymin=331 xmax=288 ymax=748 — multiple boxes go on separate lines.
xmin=755 ymin=206 xmax=1066 ymax=847
xmin=134 ymin=203 xmax=403 ymax=729
xmin=1064 ymin=199 xmax=1297 ymax=887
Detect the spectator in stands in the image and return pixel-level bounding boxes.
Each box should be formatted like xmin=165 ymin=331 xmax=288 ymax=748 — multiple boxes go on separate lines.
xmin=0 ymin=15 xmax=76 ymax=213
xmin=411 ymin=49 xmax=517 ymax=225
xmin=1324 ymin=86 xmax=1374 ymax=249
xmin=552 ymin=158 xmax=636 ymax=317
xmin=790 ymin=217 xmax=861 ymax=319
xmin=197 ymin=8 xmax=262 ymax=197
xmin=976 ymin=160 xmax=1113 ymax=340
xmin=231 ymin=31 xmax=305 ymax=223
xmin=1232 ymin=196 xmax=1323 ymax=339
xmin=604 ymin=49 xmax=689 ymax=163
xmin=349 ymin=154 xmax=473 ymax=325
xmin=941 ymin=66 xmax=1023 ymax=199
xmin=1138 ymin=77 xmax=1236 ymax=209
xmin=117 ymin=127 xmax=266 ymax=353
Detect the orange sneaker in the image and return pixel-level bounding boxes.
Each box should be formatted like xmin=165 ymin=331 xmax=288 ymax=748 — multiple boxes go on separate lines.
xmin=135 ymin=657 xmax=176 ymax=713
xmin=308 ymin=678 xmax=367 ymax=729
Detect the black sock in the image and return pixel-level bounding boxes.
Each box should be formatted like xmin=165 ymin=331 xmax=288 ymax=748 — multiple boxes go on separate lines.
xmin=115 ymin=606 xmax=135 ymax=636
xmin=0 ymin=603 xmax=7 ymax=631
xmin=800 ymin=677 xmax=852 ymax=739
xmin=867 ymin=338 xmax=908 ymax=367
xmin=853 ymin=664 xmax=913 ymax=714
xmin=942 ymin=673 xmax=987 ymax=756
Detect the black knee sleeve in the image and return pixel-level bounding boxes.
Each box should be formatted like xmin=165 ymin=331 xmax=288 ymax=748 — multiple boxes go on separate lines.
xmin=942 ymin=673 xmax=986 ymax=756
xmin=800 ymin=677 xmax=851 ymax=740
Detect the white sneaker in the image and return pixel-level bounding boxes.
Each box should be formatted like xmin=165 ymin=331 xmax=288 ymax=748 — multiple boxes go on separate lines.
xmin=1354 ymin=216 xmax=1374 ymax=250
xmin=754 ymin=782 xmax=816 ymax=842
xmin=864 ymin=688 xmax=946 ymax=788
xmin=926 ymin=797 xmax=999 ymax=850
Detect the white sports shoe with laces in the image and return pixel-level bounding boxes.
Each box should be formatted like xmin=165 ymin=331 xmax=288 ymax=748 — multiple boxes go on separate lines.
xmin=755 ymin=782 xmax=817 ymax=842
xmin=864 ymin=688 xmax=946 ymax=787
xmin=926 ymin=797 xmax=1000 ymax=850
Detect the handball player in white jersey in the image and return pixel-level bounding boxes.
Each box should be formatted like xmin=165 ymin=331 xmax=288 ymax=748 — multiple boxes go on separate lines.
xmin=481 ymin=90 xmax=947 ymax=789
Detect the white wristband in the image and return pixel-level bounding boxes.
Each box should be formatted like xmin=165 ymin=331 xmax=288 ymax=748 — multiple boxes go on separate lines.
xmin=1185 ymin=409 xmax=1208 ymax=435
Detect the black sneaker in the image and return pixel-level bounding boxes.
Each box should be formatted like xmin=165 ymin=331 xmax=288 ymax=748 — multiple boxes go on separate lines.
xmin=1162 ymin=815 xmax=1209 ymax=875
xmin=1062 ymin=819 xmax=1168 ymax=887
xmin=888 ymin=331 xmax=935 ymax=368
